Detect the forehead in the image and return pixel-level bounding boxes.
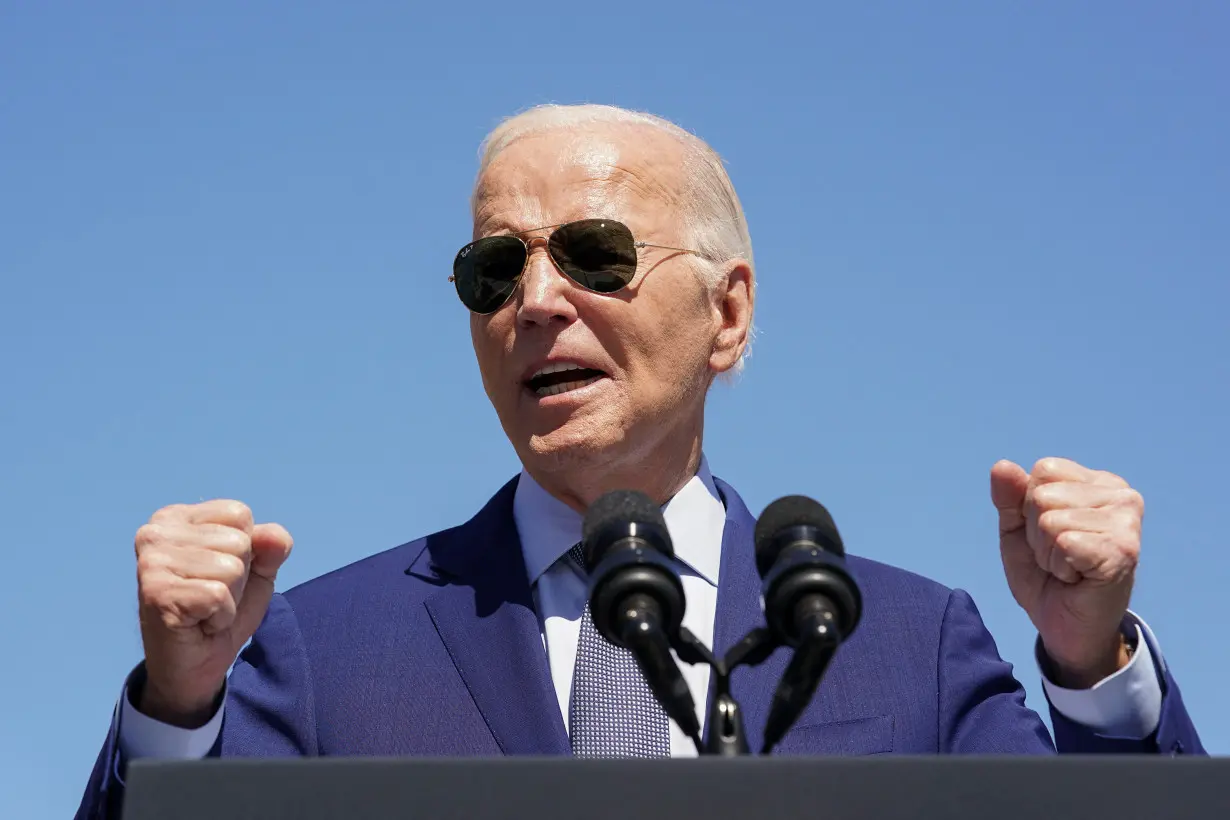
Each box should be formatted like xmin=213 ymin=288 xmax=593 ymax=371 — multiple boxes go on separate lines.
xmin=472 ymin=124 xmax=688 ymax=238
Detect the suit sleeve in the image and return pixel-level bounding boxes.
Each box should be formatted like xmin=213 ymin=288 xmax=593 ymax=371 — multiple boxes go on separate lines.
xmin=1046 ymin=617 xmax=1205 ymax=755
xmin=937 ymin=589 xmax=1056 ymax=753
xmin=937 ymin=589 xmax=1205 ymax=755
xmin=73 ymin=594 xmax=319 ymax=820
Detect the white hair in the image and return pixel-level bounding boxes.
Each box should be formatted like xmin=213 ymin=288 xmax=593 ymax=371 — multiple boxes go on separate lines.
xmin=472 ymin=104 xmax=756 ymax=373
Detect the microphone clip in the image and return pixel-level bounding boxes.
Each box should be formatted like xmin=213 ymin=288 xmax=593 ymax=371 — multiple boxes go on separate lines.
xmin=689 ymin=626 xmax=783 ymax=757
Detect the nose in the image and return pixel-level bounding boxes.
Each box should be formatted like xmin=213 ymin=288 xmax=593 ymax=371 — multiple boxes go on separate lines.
xmin=515 ymin=237 xmax=577 ymax=328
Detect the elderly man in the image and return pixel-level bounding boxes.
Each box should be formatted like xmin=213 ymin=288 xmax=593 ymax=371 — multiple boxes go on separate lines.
xmin=76 ymin=105 xmax=1203 ymax=818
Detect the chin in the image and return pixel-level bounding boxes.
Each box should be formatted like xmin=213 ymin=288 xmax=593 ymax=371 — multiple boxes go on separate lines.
xmin=517 ymin=414 xmax=627 ymax=475
xmin=524 ymin=431 xmax=613 ymax=470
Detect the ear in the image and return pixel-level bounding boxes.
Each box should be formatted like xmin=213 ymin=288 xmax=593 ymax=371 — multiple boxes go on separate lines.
xmin=709 ymin=259 xmax=754 ymax=375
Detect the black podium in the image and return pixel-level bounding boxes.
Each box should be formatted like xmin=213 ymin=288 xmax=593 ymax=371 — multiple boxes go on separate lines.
xmin=123 ymin=757 xmax=1229 ymax=820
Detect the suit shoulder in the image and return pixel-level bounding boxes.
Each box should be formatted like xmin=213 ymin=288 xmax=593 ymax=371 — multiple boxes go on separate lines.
xmin=838 ymin=554 xmax=967 ymax=664
xmin=846 ymin=553 xmax=955 ymax=611
xmin=278 ymin=523 xmax=460 ymax=609
xmin=274 ymin=476 xmax=519 ymax=624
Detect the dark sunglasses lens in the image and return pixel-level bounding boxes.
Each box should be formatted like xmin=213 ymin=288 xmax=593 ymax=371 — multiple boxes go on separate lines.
xmin=548 ymin=219 xmax=638 ymax=293
xmin=453 ymin=236 xmax=527 ymax=313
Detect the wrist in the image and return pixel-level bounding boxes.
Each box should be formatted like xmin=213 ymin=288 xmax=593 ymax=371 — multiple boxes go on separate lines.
xmin=1043 ymin=631 xmax=1133 ymax=689
xmin=132 ymin=666 xmax=225 ymax=729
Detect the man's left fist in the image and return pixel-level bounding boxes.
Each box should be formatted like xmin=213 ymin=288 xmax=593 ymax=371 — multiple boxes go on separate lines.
xmin=991 ymin=457 xmax=1142 ymax=688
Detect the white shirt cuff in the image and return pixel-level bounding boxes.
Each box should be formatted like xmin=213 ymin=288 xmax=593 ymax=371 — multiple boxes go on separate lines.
xmin=118 ymin=677 xmax=226 ymax=760
xmin=1039 ymin=612 xmax=1163 ymax=739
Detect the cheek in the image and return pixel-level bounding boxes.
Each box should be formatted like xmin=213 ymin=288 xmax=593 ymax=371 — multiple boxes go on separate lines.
xmin=630 ymin=299 xmax=715 ymax=391
xmin=468 ymin=316 xmax=487 ymax=365
xmin=470 ymin=316 xmax=509 ymax=388
xmin=665 ymin=283 xmax=717 ymax=354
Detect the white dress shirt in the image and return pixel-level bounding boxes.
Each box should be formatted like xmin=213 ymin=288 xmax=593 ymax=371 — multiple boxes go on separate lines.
xmin=117 ymin=457 xmax=1163 ymax=760
xmin=516 ymin=456 xmax=726 ymax=756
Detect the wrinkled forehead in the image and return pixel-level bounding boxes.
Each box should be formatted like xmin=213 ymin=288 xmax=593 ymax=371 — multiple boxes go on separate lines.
xmin=471 ymin=124 xmax=688 ymax=241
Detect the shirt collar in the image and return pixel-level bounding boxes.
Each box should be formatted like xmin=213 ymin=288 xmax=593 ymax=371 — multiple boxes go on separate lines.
xmin=513 ymin=456 xmax=725 ymax=587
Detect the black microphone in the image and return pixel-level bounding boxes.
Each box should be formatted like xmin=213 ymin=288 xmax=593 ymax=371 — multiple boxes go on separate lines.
xmin=754 ymin=495 xmax=862 ymax=753
xmin=582 ymin=489 xmax=702 ymax=746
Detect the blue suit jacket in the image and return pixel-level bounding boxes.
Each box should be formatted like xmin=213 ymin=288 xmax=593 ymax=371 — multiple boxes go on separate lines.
xmin=77 ymin=477 xmax=1204 ymax=819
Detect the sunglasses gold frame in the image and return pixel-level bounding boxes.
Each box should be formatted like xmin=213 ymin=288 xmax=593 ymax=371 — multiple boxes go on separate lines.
xmin=447 ymin=219 xmax=708 ymax=289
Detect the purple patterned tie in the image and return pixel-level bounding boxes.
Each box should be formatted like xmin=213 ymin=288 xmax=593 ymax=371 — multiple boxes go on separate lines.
xmin=566 ymin=543 xmax=671 ymax=758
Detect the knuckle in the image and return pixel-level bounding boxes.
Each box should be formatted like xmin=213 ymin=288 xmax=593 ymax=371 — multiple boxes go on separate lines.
xmin=1033 ymin=457 xmax=1060 ymax=477
xmin=158 ymin=608 xmax=186 ymax=631
xmin=150 ymin=503 xmax=189 ymax=522
xmin=1030 ymin=483 xmax=1059 ymax=507
xmin=215 ymin=527 xmax=253 ymax=557
xmin=1120 ymin=488 xmax=1145 ymax=513
xmin=139 ymin=576 xmax=175 ymax=613
xmin=214 ymin=552 xmax=248 ymax=581
xmin=1036 ymin=509 xmax=1063 ymax=535
xmin=135 ymin=550 xmax=168 ymax=579
xmin=1115 ymin=507 xmax=1143 ymax=535
xmin=134 ymin=522 xmax=166 ymax=553
xmin=204 ymin=579 xmax=233 ymax=610
xmin=1053 ymin=529 xmax=1078 ymax=551
xmin=218 ymin=500 xmax=254 ymax=528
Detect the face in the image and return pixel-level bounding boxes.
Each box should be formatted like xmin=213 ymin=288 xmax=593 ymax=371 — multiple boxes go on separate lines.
xmin=467 ymin=124 xmax=751 ymax=506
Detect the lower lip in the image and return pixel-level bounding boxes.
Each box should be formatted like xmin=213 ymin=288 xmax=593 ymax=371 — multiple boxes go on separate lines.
xmin=522 ymin=375 xmax=611 ymax=406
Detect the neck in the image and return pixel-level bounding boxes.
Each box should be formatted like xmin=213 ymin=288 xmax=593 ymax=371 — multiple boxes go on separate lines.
xmin=528 ymin=427 xmax=705 ymax=515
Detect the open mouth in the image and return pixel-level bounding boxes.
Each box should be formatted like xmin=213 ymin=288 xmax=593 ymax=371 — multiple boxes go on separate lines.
xmin=524 ymin=363 xmax=608 ymax=398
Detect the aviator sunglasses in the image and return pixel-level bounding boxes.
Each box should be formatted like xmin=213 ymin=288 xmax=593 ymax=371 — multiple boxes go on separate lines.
xmin=450 ymin=219 xmax=707 ymax=314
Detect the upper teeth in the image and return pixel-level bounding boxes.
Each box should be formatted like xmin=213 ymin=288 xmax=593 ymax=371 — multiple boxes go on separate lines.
xmin=532 ymin=362 xmax=585 ymax=379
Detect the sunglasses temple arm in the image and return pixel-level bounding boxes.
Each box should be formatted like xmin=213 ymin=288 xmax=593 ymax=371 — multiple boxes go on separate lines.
xmin=635 ymin=241 xmax=711 ymax=258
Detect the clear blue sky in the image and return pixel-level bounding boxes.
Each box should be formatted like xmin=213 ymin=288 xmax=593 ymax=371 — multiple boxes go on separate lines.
xmin=2 ymin=2 xmax=1226 ymax=816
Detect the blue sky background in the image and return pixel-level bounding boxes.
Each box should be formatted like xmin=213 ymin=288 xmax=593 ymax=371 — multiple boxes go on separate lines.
xmin=2 ymin=2 xmax=1226 ymax=816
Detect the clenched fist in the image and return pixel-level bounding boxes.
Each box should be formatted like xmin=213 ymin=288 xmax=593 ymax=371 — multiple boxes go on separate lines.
xmin=134 ymin=500 xmax=293 ymax=727
xmin=991 ymin=458 xmax=1142 ymax=688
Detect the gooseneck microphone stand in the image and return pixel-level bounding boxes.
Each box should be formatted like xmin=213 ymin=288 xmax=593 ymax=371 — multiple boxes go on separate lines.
xmin=668 ymin=625 xmax=836 ymax=756
xmin=668 ymin=622 xmax=845 ymax=756
xmin=582 ymin=489 xmax=855 ymax=757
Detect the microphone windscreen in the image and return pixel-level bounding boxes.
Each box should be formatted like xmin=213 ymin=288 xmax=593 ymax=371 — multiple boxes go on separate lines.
xmin=754 ymin=495 xmax=843 ymax=573
xmin=581 ymin=489 xmax=671 ymax=566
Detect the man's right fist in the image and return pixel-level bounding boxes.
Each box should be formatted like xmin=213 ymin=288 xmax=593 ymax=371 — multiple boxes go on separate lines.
xmin=134 ymin=499 xmax=293 ymax=727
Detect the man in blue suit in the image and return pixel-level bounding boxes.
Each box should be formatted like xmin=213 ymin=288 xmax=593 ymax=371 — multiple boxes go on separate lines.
xmin=76 ymin=104 xmax=1204 ymax=818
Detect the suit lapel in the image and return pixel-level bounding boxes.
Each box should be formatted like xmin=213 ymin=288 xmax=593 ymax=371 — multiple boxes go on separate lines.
xmin=418 ymin=478 xmax=570 ymax=756
xmin=711 ymin=478 xmax=792 ymax=754
xmin=417 ymin=475 xmax=812 ymax=757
